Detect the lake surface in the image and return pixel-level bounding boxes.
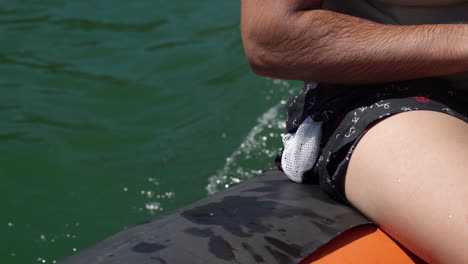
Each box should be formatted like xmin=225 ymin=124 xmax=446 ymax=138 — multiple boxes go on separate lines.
xmin=0 ymin=1 xmax=300 ymax=262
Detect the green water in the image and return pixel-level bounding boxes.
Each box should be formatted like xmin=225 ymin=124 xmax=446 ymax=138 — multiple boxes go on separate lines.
xmin=0 ymin=1 xmax=301 ymax=263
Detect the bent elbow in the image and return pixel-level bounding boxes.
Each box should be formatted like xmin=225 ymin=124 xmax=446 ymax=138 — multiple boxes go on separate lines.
xmin=240 ymin=8 xmax=326 ymax=80
xmin=243 ymin=40 xmax=313 ymax=80
xmin=242 ymin=32 xmax=293 ymax=79
xmin=241 ymin=11 xmax=288 ymax=78
xmin=243 ymin=37 xmax=327 ymax=81
xmin=241 ymin=23 xmax=322 ymax=80
xmin=243 ymin=41 xmax=277 ymax=77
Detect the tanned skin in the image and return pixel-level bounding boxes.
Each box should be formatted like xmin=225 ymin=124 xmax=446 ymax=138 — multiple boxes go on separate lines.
xmin=241 ymin=0 xmax=468 ymax=84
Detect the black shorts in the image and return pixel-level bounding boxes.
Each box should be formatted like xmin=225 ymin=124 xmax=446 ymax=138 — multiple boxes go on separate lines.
xmin=282 ymin=78 xmax=468 ymax=203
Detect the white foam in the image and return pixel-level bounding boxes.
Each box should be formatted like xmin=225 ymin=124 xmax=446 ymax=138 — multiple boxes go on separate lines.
xmin=206 ymin=103 xmax=285 ymax=195
xmin=206 ymin=79 xmax=301 ymax=195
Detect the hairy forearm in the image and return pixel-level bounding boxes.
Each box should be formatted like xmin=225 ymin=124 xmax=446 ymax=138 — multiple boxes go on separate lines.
xmin=241 ymin=4 xmax=468 ymax=84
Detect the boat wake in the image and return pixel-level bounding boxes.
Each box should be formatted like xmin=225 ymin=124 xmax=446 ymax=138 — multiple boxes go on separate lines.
xmin=206 ymin=102 xmax=287 ymax=195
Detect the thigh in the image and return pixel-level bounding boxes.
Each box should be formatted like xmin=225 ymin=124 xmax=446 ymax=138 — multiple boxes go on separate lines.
xmin=345 ymin=110 xmax=468 ymax=263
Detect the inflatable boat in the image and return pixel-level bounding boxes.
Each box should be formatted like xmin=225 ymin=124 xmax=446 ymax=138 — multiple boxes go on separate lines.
xmin=60 ymin=169 xmax=425 ymax=263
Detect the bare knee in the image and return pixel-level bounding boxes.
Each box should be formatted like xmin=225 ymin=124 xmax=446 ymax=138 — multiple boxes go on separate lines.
xmin=345 ymin=110 xmax=468 ymax=206
xmin=344 ymin=110 xmax=468 ymax=263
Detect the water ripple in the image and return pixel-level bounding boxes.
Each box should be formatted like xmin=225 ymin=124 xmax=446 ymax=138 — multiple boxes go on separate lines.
xmin=0 ymin=7 xmax=45 ymax=17
xmin=51 ymin=18 xmax=168 ymax=32
xmin=195 ymin=24 xmax=238 ymax=37
xmin=72 ymin=40 xmax=99 ymax=47
xmin=0 ymin=15 xmax=52 ymax=25
xmin=14 ymin=113 xmax=100 ymax=131
xmin=202 ymin=66 xmax=248 ymax=86
xmin=145 ymin=40 xmax=201 ymax=52
xmin=0 ymin=52 xmax=73 ymax=71
xmin=0 ymin=132 xmax=25 ymax=142
xmin=0 ymin=52 xmax=133 ymax=86
xmin=0 ymin=105 xmax=19 ymax=111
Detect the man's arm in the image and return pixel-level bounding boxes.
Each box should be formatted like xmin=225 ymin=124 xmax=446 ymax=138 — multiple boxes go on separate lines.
xmin=241 ymin=0 xmax=468 ymax=84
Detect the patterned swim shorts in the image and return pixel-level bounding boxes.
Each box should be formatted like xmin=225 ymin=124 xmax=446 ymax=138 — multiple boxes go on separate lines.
xmin=281 ymin=78 xmax=468 ymax=203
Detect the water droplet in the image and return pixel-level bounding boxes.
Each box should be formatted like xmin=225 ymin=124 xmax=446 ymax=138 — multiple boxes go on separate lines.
xmin=449 ymin=214 xmax=453 ymax=219
xmin=7 ymin=222 xmax=13 ymax=227
xmin=148 ymin=178 xmax=160 ymax=186
xmin=72 ymin=248 xmax=77 ymax=252
xmin=145 ymin=202 xmax=160 ymax=211
xmin=40 ymin=234 xmax=46 ymax=241
xmin=123 ymin=187 xmax=128 ymax=192
xmin=146 ymin=191 xmax=154 ymax=198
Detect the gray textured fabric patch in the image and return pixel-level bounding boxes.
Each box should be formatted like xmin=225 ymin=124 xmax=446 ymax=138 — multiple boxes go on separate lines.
xmin=282 ymin=117 xmax=322 ymax=183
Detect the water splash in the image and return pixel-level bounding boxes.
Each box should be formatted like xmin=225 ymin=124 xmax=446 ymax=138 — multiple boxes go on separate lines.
xmin=205 ymin=78 xmax=302 ymax=195
xmin=206 ymin=102 xmax=286 ymax=195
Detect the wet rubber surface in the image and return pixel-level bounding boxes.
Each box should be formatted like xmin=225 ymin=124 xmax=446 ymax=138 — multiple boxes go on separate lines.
xmin=61 ymin=169 xmax=370 ymax=264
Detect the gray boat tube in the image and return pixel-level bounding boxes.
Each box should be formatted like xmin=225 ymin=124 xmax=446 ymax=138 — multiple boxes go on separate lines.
xmin=60 ymin=169 xmax=370 ymax=264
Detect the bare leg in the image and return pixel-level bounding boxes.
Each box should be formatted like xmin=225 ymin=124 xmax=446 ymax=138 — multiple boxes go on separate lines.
xmin=345 ymin=110 xmax=468 ymax=264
